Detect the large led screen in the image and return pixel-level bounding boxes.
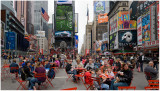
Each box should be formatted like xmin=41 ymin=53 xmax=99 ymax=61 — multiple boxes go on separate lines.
xmin=56 ymin=4 xmax=73 ymax=31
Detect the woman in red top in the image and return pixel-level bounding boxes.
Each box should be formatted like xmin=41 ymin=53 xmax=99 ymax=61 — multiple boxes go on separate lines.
xmin=84 ymin=67 xmax=94 ymax=88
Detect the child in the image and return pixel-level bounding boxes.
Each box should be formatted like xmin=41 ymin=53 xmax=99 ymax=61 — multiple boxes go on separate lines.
xmin=105 ymin=66 xmax=115 ymax=80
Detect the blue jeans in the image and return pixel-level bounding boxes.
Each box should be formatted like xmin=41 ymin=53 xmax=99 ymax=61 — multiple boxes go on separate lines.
xmin=67 ymin=70 xmax=77 ymax=81
xmin=29 ymin=78 xmax=43 ymax=89
xmin=140 ymin=63 xmax=143 ymax=72
xmin=110 ymin=79 xmax=128 ymax=90
xmin=26 ymin=77 xmax=33 ymax=89
xmin=101 ymin=83 xmax=109 ymax=90
xmin=136 ymin=62 xmax=139 ymax=69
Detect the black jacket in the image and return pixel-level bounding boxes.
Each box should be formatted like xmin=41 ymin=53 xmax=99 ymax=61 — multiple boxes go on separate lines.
xmin=115 ymin=62 xmax=121 ymax=71
xmin=117 ymin=69 xmax=133 ymax=86
xmin=21 ymin=65 xmax=33 ymax=80
xmin=138 ymin=56 xmax=143 ymax=63
xmin=65 ymin=63 xmax=72 ymax=72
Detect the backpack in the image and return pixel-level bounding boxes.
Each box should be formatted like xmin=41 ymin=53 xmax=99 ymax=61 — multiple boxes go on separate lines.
xmin=47 ymin=68 xmax=55 ymax=79
xmin=20 ymin=67 xmax=27 ymax=81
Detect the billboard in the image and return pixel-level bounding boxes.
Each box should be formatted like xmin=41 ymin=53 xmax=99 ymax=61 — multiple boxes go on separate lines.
xmin=5 ymin=32 xmax=16 ymax=50
xmin=55 ymin=31 xmax=71 ymax=37
xmin=75 ymin=13 xmax=78 ymax=33
xmin=74 ymin=35 xmax=78 ymax=48
xmin=1 ymin=22 xmax=5 ymax=47
xmin=129 ymin=20 xmax=137 ymax=29
xmin=98 ymin=13 xmax=108 ymax=24
xmin=118 ymin=11 xmax=130 ymax=29
xmin=142 ymin=13 xmax=151 ymax=43
xmin=94 ymin=1 xmax=105 ymax=13
xmin=110 ymin=13 xmax=118 ymax=34
xmin=36 ymin=31 xmax=45 ymax=37
xmin=110 ymin=32 xmax=118 ymax=49
xmin=137 ymin=16 xmax=142 ymax=45
xmin=96 ymin=40 xmax=102 ymax=51
xmin=56 ymin=4 xmax=73 ymax=31
xmin=118 ymin=30 xmax=137 ymax=48
xmin=102 ymin=32 xmax=108 ymax=42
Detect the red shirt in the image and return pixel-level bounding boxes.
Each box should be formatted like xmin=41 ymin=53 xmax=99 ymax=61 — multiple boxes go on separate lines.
xmin=84 ymin=72 xmax=93 ymax=84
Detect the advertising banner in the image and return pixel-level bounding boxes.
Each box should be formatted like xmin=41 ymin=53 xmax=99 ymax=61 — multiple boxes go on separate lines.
xmin=75 ymin=13 xmax=78 ymax=33
xmin=110 ymin=14 xmax=118 ymax=34
xmin=5 ymin=32 xmax=16 ymax=50
xmin=85 ymin=49 xmax=89 ymax=55
xmin=118 ymin=30 xmax=137 ymax=48
xmin=118 ymin=11 xmax=130 ymax=29
xmin=74 ymin=35 xmax=78 ymax=48
xmin=55 ymin=31 xmax=71 ymax=37
xmin=110 ymin=32 xmax=118 ymax=49
xmin=1 ymin=22 xmax=5 ymax=47
xmin=96 ymin=40 xmax=102 ymax=51
xmin=129 ymin=20 xmax=136 ymax=29
xmin=98 ymin=13 xmax=108 ymax=23
xmin=56 ymin=4 xmax=73 ymax=31
xmin=102 ymin=32 xmax=108 ymax=42
xmin=137 ymin=17 xmax=142 ymax=45
xmin=39 ymin=49 xmax=43 ymax=54
xmin=142 ymin=13 xmax=151 ymax=43
xmin=94 ymin=1 xmax=105 ymax=13
xmin=36 ymin=31 xmax=45 ymax=37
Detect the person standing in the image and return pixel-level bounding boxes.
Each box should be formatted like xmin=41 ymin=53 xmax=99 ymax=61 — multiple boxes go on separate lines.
xmin=138 ymin=53 xmax=144 ymax=72
xmin=152 ymin=54 xmax=158 ymax=70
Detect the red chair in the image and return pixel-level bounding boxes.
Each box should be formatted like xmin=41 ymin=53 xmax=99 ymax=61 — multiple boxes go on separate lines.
xmin=144 ymin=86 xmax=159 ymax=90
xmin=10 ymin=67 xmax=19 ymax=79
xmin=118 ymin=86 xmax=136 ymax=90
xmin=148 ymin=80 xmax=159 ymax=86
xmin=75 ymin=71 xmax=85 ymax=83
xmin=61 ymin=87 xmax=77 ymax=90
xmin=144 ymin=72 xmax=152 ymax=80
xmin=34 ymin=73 xmax=48 ymax=89
xmin=19 ymin=62 xmax=24 ymax=67
xmin=65 ymin=70 xmax=73 ymax=81
xmin=1 ymin=64 xmax=10 ymax=79
xmin=46 ymin=72 xmax=55 ymax=88
xmin=16 ymin=77 xmax=27 ymax=90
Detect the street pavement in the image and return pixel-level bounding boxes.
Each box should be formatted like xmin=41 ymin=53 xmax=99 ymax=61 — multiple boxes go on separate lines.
xmin=1 ymin=58 xmax=159 ymax=90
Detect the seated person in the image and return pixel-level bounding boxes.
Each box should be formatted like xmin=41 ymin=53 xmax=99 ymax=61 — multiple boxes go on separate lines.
xmin=44 ymin=60 xmax=50 ymax=69
xmin=84 ymin=67 xmax=94 ymax=85
xmin=29 ymin=62 xmax=46 ymax=90
xmin=100 ymin=60 xmax=110 ymax=73
xmin=85 ymin=59 xmax=94 ymax=69
xmin=144 ymin=61 xmax=158 ymax=80
xmin=47 ymin=66 xmax=56 ymax=79
xmin=105 ymin=66 xmax=115 ymax=79
xmin=65 ymin=59 xmax=77 ymax=82
xmin=76 ymin=58 xmax=83 ymax=68
xmin=94 ymin=68 xmax=109 ymax=90
xmin=54 ymin=58 xmax=60 ymax=67
xmin=94 ymin=60 xmax=101 ymax=69
xmin=110 ymin=63 xmax=133 ymax=90
xmin=10 ymin=59 xmax=19 ymax=76
xmin=113 ymin=58 xmax=121 ymax=72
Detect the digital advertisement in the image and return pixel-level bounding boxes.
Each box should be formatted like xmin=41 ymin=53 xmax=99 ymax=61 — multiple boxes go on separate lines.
xmin=56 ymin=4 xmax=73 ymax=31
xmin=137 ymin=16 xmax=142 ymax=45
xmin=55 ymin=31 xmax=71 ymax=37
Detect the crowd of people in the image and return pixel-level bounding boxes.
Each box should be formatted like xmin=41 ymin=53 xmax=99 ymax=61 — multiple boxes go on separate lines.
xmin=1 ymin=51 xmax=159 ymax=90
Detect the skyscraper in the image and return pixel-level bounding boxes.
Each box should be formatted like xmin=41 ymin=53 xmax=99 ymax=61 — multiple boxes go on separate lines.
xmin=32 ymin=1 xmax=48 ymax=39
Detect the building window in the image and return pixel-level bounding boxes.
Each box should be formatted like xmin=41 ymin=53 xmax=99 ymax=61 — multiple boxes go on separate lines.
xmin=122 ymin=2 xmax=127 ymax=6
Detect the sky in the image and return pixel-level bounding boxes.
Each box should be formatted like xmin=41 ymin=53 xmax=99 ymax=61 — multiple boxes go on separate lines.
xmin=48 ymin=0 xmax=94 ymax=54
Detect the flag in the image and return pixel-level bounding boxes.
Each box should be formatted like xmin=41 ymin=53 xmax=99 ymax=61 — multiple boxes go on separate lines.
xmin=41 ymin=7 xmax=49 ymax=22
xmin=87 ymin=4 xmax=89 ymax=21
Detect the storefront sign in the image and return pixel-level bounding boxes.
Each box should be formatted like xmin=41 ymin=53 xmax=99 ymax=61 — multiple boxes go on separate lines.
xmin=98 ymin=13 xmax=108 ymax=23
xmin=144 ymin=40 xmax=159 ymax=48
xmin=137 ymin=16 xmax=142 ymax=45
